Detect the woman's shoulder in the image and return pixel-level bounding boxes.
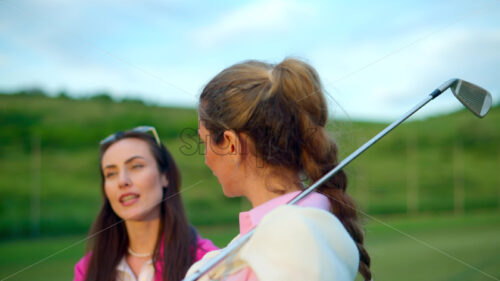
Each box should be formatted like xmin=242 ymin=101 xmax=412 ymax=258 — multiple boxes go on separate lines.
xmin=195 ymin=234 xmax=219 ymax=261
xmin=241 ymin=205 xmax=359 ymax=280
xmin=73 ymin=252 xmax=92 ymax=281
xmin=260 ymin=205 xmax=355 ymax=244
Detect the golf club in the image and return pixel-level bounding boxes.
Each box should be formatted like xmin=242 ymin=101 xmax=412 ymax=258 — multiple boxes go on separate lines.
xmin=183 ymin=78 xmax=492 ymax=281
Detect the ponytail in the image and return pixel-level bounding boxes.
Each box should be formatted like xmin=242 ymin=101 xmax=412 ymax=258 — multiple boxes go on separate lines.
xmin=200 ymin=57 xmax=372 ymax=280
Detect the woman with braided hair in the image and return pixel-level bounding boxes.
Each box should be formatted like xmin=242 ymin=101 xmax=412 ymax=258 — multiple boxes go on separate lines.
xmin=187 ymin=58 xmax=371 ymax=280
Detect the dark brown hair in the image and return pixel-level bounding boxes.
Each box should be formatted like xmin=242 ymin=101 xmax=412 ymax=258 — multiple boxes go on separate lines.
xmin=84 ymin=131 xmax=197 ymax=281
xmin=199 ymin=58 xmax=371 ymax=280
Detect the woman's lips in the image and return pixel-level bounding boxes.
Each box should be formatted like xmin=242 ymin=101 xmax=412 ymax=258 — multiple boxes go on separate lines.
xmin=119 ymin=193 xmax=140 ymax=206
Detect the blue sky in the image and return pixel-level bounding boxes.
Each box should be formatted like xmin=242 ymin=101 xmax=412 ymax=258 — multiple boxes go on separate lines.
xmin=1 ymin=0 xmax=499 ymax=121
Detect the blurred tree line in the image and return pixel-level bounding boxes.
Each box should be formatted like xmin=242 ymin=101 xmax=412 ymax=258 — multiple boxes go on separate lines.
xmin=1 ymin=89 xmax=499 ymax=239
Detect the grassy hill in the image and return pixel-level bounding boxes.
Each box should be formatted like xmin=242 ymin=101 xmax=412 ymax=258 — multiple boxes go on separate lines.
xmin=1 ymin=91 xmax=499 ymax=239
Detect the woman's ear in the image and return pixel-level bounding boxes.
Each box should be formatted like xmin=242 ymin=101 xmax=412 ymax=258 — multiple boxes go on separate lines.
xmin=222 ymin=130 xmax=242 ymax=164
xmin=222 ymin=130 xmax=239 ymax=155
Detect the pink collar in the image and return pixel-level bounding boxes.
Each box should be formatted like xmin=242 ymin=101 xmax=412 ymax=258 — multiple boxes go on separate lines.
xmin=239 ymin=191 xmax=331 ymax=235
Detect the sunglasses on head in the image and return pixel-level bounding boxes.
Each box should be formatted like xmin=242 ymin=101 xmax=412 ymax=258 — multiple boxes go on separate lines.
xmin=100 ymin=126 xmax=161 ymax=146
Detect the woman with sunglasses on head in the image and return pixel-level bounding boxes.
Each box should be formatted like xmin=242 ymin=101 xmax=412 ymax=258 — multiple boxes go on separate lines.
xmin=73 ymin=126 xmax=218 ymax=281
xmin=186 ymin=58 xmax=371 ymax=281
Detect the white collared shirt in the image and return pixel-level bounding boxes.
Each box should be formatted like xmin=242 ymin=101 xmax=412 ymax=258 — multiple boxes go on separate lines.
xmin=116 ymin=257 xmax=155 ymax=281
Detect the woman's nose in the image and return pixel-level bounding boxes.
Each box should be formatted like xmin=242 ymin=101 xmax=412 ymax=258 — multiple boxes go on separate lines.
xmin=118 ymin=171 xmax=132 ymax=188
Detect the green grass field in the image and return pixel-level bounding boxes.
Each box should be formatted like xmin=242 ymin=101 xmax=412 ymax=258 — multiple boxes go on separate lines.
xmin=2 ymin=93 xmax=500 ymax=238
xmin=0 ymin=212 xmax=498 ymax=281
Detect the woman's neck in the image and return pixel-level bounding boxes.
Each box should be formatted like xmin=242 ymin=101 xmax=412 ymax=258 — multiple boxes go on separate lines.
xmin=125 ymin=217 xmax=161 ymax=256
xmin=243 ymin=168 xmax=302 ymax=208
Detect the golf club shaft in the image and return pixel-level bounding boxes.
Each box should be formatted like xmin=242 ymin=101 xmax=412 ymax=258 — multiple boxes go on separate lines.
xmin=288 ymin=95 xmax=434 ymax=205
xmin=183 ymin=81 xmax=454 ymax=281
xmin=290 ymin=77 xmax=458 ymax=205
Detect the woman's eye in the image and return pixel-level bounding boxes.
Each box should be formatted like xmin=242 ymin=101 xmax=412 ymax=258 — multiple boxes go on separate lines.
xmin=105 ymin=172 xmax=116 ymax=179
xmin=132 ymin=164 xmax=144 ymax=169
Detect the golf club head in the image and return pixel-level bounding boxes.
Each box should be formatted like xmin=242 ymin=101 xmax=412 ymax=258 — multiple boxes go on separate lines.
xmin=450 ymin=79 xmax=492 ymax=118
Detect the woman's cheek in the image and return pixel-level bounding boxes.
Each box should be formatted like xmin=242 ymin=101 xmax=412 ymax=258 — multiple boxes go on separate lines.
xmin=104 ymin=185 xmax=113 ymax=203
xmin=104 ymin=186 xmax=122 ymax=217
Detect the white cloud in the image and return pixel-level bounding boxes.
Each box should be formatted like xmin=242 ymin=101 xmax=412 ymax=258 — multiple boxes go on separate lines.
xmin=1 ymin=1 xmax=498 ymax=120
xmin=191 ymin=0 xmax=317 ymax=48
xmin=309 ymin=26 xmax=500 ymax=120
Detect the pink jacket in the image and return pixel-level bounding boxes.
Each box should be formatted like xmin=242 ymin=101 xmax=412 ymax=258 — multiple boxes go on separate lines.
xmin=73 ymin=235 xmax=218 ymax=281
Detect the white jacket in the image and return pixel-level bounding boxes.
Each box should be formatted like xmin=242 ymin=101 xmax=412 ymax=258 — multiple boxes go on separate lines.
xmin=186 ymin=205 xmax=359 ymax=281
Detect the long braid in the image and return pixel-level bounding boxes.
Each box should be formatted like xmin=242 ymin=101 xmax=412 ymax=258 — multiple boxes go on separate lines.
xmin=301 ymin=123 xmax=372 ymax=280
xmin=199 ymin=57 xmax=372 ymax=280
xmin=275 ymin=59 xmax=372 ymax=280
